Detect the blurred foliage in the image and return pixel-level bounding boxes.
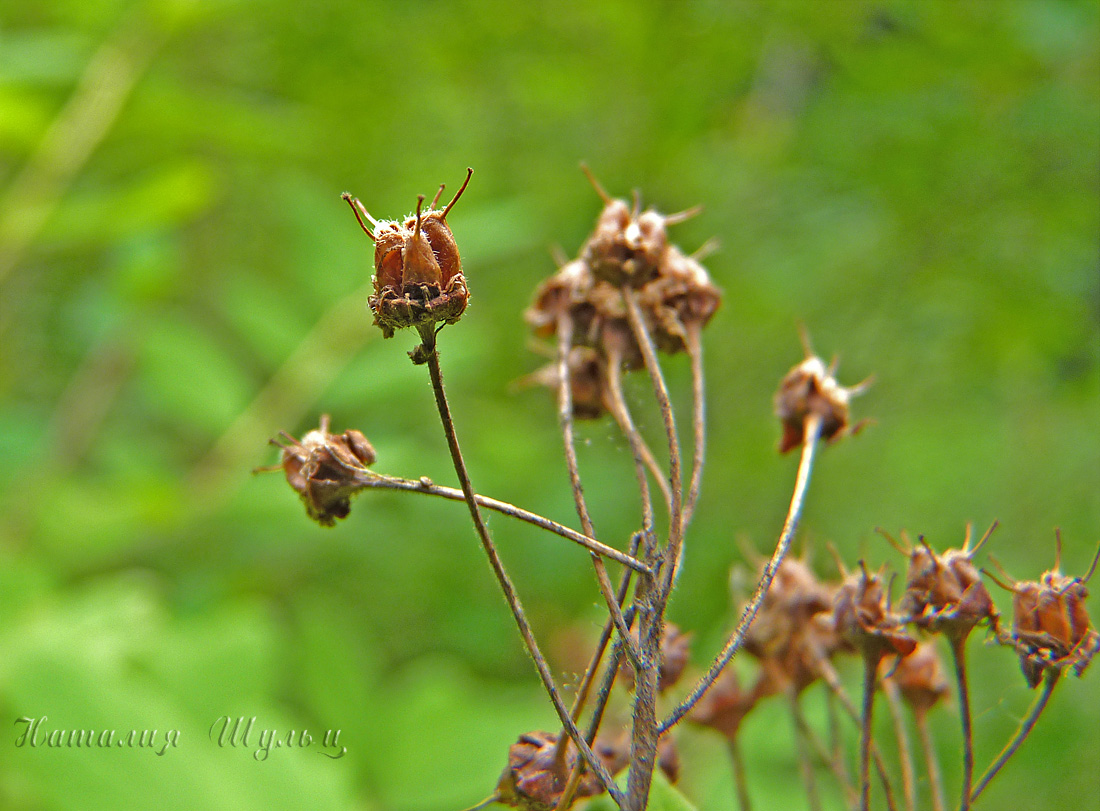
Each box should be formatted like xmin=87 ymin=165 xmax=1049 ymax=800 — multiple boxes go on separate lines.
xmin=0 ymin=0 xmax=1097 ymax=809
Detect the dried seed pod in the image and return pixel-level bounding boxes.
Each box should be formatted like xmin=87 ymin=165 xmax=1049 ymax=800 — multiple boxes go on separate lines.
xmin=519 ymin=347 xmax=609 ymax=420
xmin=774 ymin=339 xmax=871 ymax=453
xmin=261 ymin=415 xmax=374 ymax=527
xmin=885 ymin=641 xmax=950 ymax=715
xmin=988 ymin=531 xmax=1100 ymax=687
xmin=638 ymin=244 xmax=722 ymax=354
xmin=689 ymin=667 xmax=759 ymax=740
xmin=495 ymin=731 xmax=622 ymax=810
xmin=893 ymin=523 xmax=1000 ymax=637
xmin=833 ymin=563 xmax=916 ymax=660
xmin=343 ymin=169 xmax=472 ymax=339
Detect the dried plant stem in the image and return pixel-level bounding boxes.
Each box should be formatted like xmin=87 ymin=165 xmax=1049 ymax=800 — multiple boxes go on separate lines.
xmin=604 ymin=346 xmax=657 ymax=545
xmin=914 ymin=710 xmax=946 ymax=811
xmin=947 ymin=634 xmax=973 ymax=811
xmin=350 ymin=472 xmax=650 ymax=573
xmin=970 ymin=668 xmax=1059 ymax=804
xmin=727 ymin=736 xmax=753 ymax=811
xmin=555 ymin=314 xmax=643 ymax=674
xmin=660 ymin=414 xmax=823 ymax=733
xmin=789 ymin=687 xmax=823 ymax=811
xmin=796 ymin=699 xmax=860 ymax=809
xmin=418 ymin=329 xmax=623 ymax=805
xmin=858 ymin=653 xmax=880 ymax=811
xmin=682 ymin=320 xmax=706 ymax=530
xmin=883 ymin=678 xmax=916 ymax=811
xmin=813 ymin=652 xmax=899 ymax=811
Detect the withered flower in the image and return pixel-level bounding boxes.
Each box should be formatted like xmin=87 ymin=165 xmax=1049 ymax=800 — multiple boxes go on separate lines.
xmin=885 ymin=641 xmax=950 ymax=716
xmin=262 ymin=415 xmax=375 ymax=527
xmin=343 ymin=169 xmax=472 ymax=339
xmin=495 ymin=731 xmax=622 ymax=811
xmin=833 ymin=563 xmax=916 ymax=660
xmin=639 ymin=245 xmax=723 ymax=354
xmin=519 ymin=347 xmax=609 ymax=420
xmin=894 ymin=523 xmax=1000 ymax=638
xmin=988 ymin=531 xmax=1100 ymax=687
xmin=774 ymin=347 xmax=870 ymax=454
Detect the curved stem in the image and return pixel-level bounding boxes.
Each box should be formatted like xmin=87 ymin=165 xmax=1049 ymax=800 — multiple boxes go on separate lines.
xmin=419 ymin=329 xmax=623 ymax=806
xmin=350 ymin=471 xmax=650 ymax=574
xmin=660 ymin=414 xmax=823 ymax=733
xmin=682 ymin=320 xmax=707 ymax=530
xmin=727 ymin=736 xmax=753 ymax=811
xmin=970 ymin=668 xmax=1059 ymax=804
xmin=948 ymin=634 xmax=973 ymax=811
xmin=915 ymin=710 xmax=946 ymax=811
xmin=883 ymin=678 xmax=916 ymax=811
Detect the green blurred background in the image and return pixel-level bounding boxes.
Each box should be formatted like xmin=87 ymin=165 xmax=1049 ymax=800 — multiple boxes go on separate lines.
xmin=1 ymin=1 xmax=1097 ymax=809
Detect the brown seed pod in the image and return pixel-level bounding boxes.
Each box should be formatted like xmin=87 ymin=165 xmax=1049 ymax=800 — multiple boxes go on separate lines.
xmin=688 ymin=666 xmax=759 ymax=740
xmin=773 ymin=334 xmax=871 ymax=453
xmin=884 ymin=640 xmax=950 ymax=715
xmin=833 ymin=562 xmax=916 ymax=660
xmin=343 ymin=169 xmax=472 ymax=339
xmin=987 ymin=530 xmax=1100 ymax=687
xmin=518 ymin=347 xmax=609 ymax=420
xmin=638 ymin=244 xmax=723 ymax=354
xmin=494 ymin=731 xmax=622 ymax=810
xmin=259 ymin=415 xmax=375 ymax=527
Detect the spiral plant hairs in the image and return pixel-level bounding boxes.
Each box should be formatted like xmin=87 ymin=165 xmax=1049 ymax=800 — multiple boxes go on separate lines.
xmin=258 ymin=166 xmax=1099 ymax=811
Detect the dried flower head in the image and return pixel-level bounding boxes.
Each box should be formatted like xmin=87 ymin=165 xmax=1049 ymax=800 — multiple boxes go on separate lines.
xmin=833 ymin=562 xmax=916 ymax=660
xmin=578 ymin=165 xmax=699 ymax=288
xmin=520 ymin=347 xmax=608 ymax=420
xmin=343 ymin=169 xmax=472 ymax=339
xmin=774 ymin=333 xmax=871 ymax=453
xmin=638 ymin=244 xmax=722 ymax=354
xmin=892 ymin=523 xmax=1000 ymax=638
xmin=260 ymin=415 xmax=374 ymax=527
xmin=495 ymin=731 xmax=621 ymax=810
xmin=884 ymin=641 xmax=950 ymax=716
xmin=987 ymin=530 xmax=1100 ymax=687
xmin=689 ymin=667 xmax=759 ymax=740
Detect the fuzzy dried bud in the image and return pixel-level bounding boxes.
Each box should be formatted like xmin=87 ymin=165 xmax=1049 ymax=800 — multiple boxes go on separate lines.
xmin=774 ymin=351 xmax=870 ymax=453
xmin=993 ymin=532 xmax=1100 ymax=687
xmin=495 ymin=731 xmax=621 ymax=810
xmin=895 ymin=525 xmax=999 ymax=638
xmin=833 ymin=564 xmax=916 ymax=660
xmin=263 ymin=415 xmax=374 ymax=527
xmin=885 ymin=641 xmax=950 ymax=715
xmin=344 ymin=169 xmax=472 ymax=339
xmin=581 ymin=193 xmax=670 ymax=287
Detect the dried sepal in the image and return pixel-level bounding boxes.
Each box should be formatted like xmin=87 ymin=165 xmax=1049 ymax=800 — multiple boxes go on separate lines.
xmin=892 ymin=523 xmax=1000 ymax=638
xmin=495 ymin=731 xmax=622 ymax=811
xmin=833 ymin=562 xmax=917 ymax=660
xmin=261 ymin=415 xmax=374 ymax=527
xmin=774 ymin=337 xmax=871 ymax=453
xmin=884 ymin=640 xmax=950 ymax=715
xmin=638 ymin=244 xmax=722 ymax=353
xmin=988 ymin=531 xmax=1100 ymax=687
xmin=343 ymin=169 xmax=472 ymax=339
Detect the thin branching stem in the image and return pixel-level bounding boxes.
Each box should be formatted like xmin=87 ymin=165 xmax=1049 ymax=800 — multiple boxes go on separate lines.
xmin=660 ymin=414 xmax=824 ymax=733
xmin=418 ymin=328 xmax=623 ymax=806
xmin=789 ymin=686 xmax=823 ymax=811
xmin=795 ymin=695 xmax=859 ymax=809
xmin=349 ymin=471 xmax=651 ymax=573
xmin=727 ymin=736 xmax=753 ymax=811
xmin=604 ymin=344 xmax=657 ymax=546
xmin=970 ymin=668 xmax=1059 ymax=804
xmin=883 ymin=677 xmax=916 ymax=811
xmin=948 ymin=633 xmax=974 ymax=811
xmin=914 ymin=709 xmax=946 ymax=811
xmin=682 ymin=319 xmax=706 ymax=530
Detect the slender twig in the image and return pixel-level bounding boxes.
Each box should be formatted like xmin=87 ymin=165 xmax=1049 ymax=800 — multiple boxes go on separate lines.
xmin=970 ymin=668 xmax=1060 ymax=804
xmin=348 ymin=471 xmax=651 ymax=573
xmin=795 ymin=697 xmax=860 ymax=809
xmin=660 ymin=414 xmax=824 ymax=733
xmin=914 ymin=709 xmax=946 ymax=811
xmin=555 ymin=313 xmax=643 ymax=673
xmin=858 ymin=653 xmax=881 ymax=811
xmin=883 ymin=677 xmax=916 ymax=811
xmin=812 ymin=651 xmax=899 ymax=811
xmin=418 ymin=328 xmax=623 ymax=805
xmin=727 ymin=736 xmax=753 ymax=811
xmin=948 ymin=634 xmax=974 ymax=811
xmin=603 ymin=345 xmax=657 ymax=547
xmin=789 ymin=686 xmax=823 ymax=811
xmin=682 ymin=319 xmax=707 ymax=530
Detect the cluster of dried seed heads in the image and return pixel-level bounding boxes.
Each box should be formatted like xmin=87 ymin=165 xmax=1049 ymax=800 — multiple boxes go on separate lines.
xmin=343 ymin=169 xmax=473 ymax=339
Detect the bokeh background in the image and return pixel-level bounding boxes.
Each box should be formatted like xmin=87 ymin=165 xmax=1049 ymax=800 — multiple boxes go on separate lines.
xmin=1 ymin=1 xmax=1097 ymax=809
